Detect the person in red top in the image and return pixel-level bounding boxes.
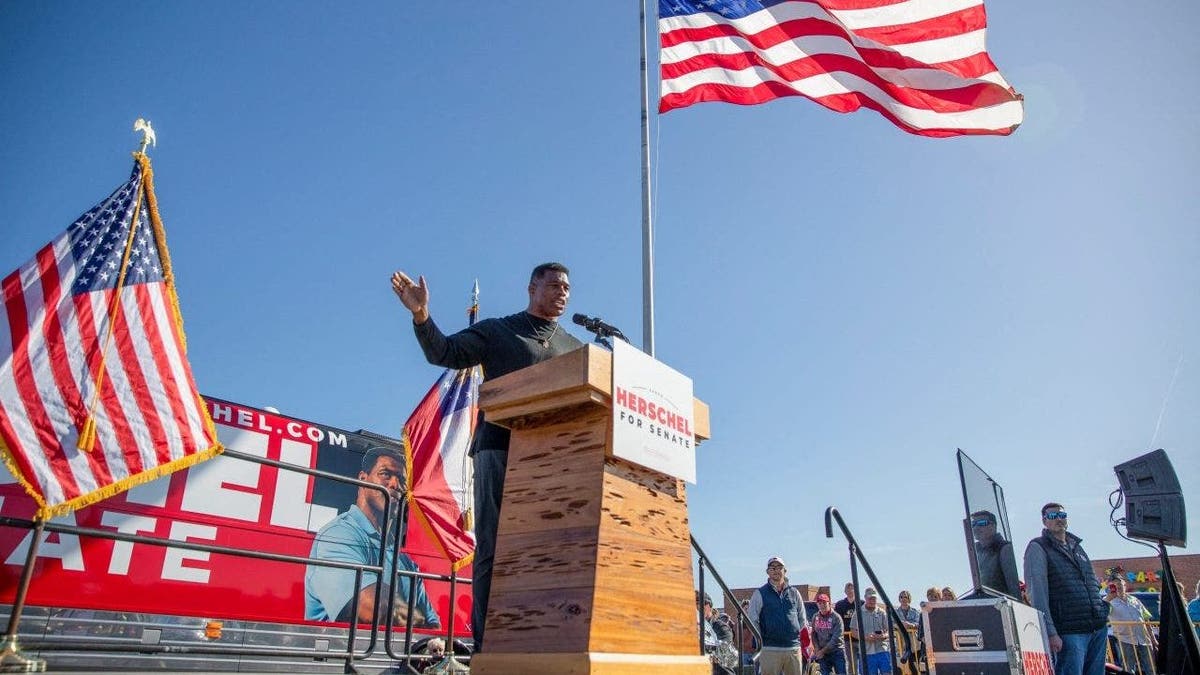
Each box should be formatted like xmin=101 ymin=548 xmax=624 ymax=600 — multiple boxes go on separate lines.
xmin=810 ymin=594 xmax=847 ymax=675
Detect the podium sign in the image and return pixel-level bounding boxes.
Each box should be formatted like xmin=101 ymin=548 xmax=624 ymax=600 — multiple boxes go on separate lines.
xmin=610 ymin=339 xmax=696 ymax=483
xmin=472 ymin=345 xmax=710 ymax=674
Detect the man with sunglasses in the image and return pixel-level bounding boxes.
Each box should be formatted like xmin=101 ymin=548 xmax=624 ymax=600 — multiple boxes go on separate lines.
xmin=1023 ymin=503 xmax=1109 ymax=675
xmin=971 ymin=510 xmax=1021 ymax=598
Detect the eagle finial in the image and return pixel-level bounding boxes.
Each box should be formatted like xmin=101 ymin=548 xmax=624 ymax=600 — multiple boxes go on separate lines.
xmin=133 ymin=118 xmax=157 ymax=154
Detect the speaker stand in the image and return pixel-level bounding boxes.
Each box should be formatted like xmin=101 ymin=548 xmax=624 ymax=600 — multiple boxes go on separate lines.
xmin=1152 ymin=542 xmax=1200 ymax=674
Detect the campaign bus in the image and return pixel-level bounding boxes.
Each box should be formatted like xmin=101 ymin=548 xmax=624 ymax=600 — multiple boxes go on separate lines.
xmin=0 ymin=396 xmax=472 ymax=672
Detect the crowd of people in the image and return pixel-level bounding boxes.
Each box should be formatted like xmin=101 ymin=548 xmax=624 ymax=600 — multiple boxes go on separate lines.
xmin=704 ymin=575 xmax=961 ymax=675
xmin=705 ymin=502 xmax=1199 ymax=675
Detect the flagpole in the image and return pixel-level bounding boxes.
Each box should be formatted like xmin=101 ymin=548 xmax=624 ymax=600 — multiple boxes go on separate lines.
xmin=639 ymin=0 xmax=656 ymax=357
xmin=75 ymin=122 xmax=158 ymax=453
xmin=0 ymin=519 xmax=47 ymax=672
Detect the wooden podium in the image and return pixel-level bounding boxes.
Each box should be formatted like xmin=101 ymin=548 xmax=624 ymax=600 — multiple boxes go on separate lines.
xmin=469 ymin=345 xmax=711 ymax=675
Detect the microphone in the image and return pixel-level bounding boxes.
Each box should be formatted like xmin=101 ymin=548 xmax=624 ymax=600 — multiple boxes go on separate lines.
xmin=572 ymin=313 xmax=628 ymax=341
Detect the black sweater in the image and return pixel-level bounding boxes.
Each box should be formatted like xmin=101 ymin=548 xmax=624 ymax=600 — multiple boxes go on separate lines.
xmin=414 ymin=311 xmax=583 ymax=453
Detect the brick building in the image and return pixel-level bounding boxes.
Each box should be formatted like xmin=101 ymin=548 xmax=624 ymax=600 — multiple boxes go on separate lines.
xmin=1091 ymin=553 xmax=1200 ymax=596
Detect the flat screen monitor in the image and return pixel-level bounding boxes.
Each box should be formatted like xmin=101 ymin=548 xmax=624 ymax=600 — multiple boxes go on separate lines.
xmin=957 ymin=449 xmax=1021 ymax=600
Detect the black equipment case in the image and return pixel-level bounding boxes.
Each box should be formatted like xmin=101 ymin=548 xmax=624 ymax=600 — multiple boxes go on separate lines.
xmin=923 ymin=597 xmax=1053 ymax=675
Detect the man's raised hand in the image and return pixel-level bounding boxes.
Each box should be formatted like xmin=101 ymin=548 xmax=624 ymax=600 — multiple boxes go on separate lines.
xmin=391 ymin=271 xmax=430 ymax=324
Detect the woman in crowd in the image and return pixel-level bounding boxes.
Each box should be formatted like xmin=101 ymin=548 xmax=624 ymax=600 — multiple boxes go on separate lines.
xmin=923 ymin=587 xmax=940 ymax=606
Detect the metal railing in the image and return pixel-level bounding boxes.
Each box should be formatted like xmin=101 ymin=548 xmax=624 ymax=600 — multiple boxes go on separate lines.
xmin=693 ymin=534 xmax=762 ymax=674
xmin=0 ymin=448 xmax=471 ymax=674
xmin=1106 ymin=620 xmax=1157 ymax=675
xmin=825 ymin=506 xmax=919 ymax=675
xmin=836 ymin=627 xmax=918 ymax=675
xmin=1103 ymin=618 xmax=1200 ymax=675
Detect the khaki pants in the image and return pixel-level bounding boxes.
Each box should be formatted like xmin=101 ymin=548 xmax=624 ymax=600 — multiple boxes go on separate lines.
xmin=759 ymin=649 xmax=804 ymax=675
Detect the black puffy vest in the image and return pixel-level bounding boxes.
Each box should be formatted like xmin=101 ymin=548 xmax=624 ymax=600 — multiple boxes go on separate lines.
xmin=1035 ymin=532 xmax=1109 ymax=634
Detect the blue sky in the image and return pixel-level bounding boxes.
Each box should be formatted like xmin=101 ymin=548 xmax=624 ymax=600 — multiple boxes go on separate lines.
xmin=2 ymin=1 xmax=1197 ymax=600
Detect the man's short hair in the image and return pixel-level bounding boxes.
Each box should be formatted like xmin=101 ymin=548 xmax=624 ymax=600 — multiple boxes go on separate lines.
xmin=530 ymin=262 xmax=569 ymax=283
xmin=1040 ymin=502 xmax=1064 ymax=518
xmin=971 ymin=510 xmax=996 ymax=524
xmin=360 ymin=446 xmax=405 ymax=476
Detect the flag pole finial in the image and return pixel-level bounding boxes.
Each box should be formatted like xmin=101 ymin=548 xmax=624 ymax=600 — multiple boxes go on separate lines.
xmin=133 ymin=119 xmax=156 ymax=155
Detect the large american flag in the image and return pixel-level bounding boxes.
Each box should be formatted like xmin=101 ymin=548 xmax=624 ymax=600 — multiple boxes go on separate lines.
xmin=659 ymin=0 xmax=1024 ymax=136
xmin=0 ymin=156 xmax=220 ymax=519
xmin=403 ymin=284 xmax=481 ymax=572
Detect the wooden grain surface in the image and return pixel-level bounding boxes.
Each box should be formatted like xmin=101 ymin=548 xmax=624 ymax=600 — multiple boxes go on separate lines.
xmin=476 ymin=346 xmax=708 ymax=671
xmin=471 ymin=651 xmax=711 ymax=675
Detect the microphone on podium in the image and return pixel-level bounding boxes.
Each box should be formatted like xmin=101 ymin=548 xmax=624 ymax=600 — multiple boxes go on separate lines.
xmin=571 ymin=313 xmax=629 ymax=343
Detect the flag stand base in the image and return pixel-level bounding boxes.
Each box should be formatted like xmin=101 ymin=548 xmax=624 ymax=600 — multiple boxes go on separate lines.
xmin=0 ymin=518 xmax=45 ymax=673
xmin=0 ymin=636 xmax=45 ymax=673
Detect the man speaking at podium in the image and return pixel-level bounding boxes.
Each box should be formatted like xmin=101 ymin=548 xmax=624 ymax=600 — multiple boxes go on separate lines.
xmin=392 ymin=262 xmax=583 ymax=651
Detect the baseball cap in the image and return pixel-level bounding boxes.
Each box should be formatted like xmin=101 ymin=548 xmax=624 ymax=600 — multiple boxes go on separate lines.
xmin=864 ymin=588 xmax=878 ymax=598
xmin=767 ymin=556 xmax=786 ymax=567
xmin=815 ymin=593 xmax=831 ymax=602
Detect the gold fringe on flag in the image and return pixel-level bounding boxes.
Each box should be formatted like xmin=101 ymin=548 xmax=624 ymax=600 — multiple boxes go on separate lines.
xmin=2 ymin=422 xmax=224 ymax=521
xmin=134 ymin=151 xmax=222 ymax=462
xmin=0 ymin=150 xmax=223 ymax=519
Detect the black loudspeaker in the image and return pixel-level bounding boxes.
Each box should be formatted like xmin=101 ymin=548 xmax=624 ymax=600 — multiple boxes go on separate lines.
xmin=1114 ymin=448 xmax=1182 ymax=495
xmin=1114 ymin=449 xmax=1187 ymax=547
xmin=1125 ymin=493 xmax=1187 ymax=547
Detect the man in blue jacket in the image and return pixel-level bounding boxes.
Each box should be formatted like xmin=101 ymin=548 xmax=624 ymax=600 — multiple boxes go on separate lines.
xmin=746 ymin=556 xmax=809 ymax=675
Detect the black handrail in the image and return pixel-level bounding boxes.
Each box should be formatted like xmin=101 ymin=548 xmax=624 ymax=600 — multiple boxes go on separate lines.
xmin=225 ymin=449 xmax=395 ymax=672
xmin=692 ymin=534 xmax=762 ymax=669
xmin=824 ymin=507 xmax=918 ymax=675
